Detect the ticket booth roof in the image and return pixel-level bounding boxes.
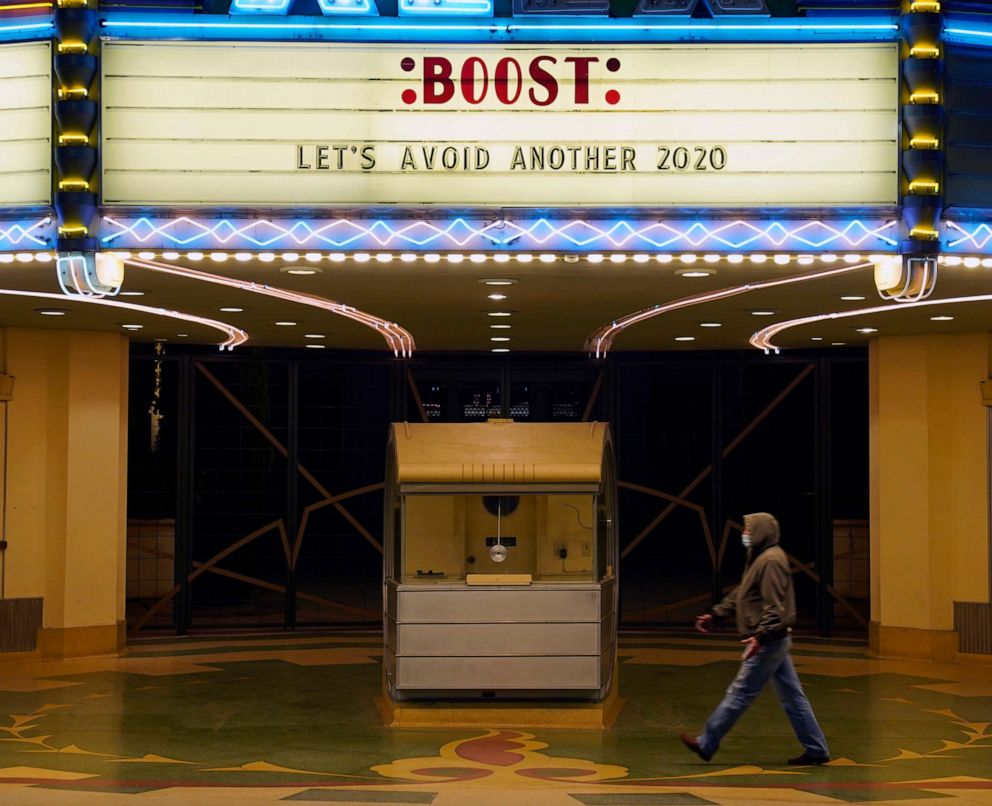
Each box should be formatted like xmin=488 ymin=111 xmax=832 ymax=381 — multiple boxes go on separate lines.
xmin=390 ymin=421 xmax=610 ymax=485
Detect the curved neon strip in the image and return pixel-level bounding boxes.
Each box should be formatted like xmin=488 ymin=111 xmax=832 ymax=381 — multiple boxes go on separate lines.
xmin=586 ymin=262 xmax=870 ymax=358
xmin=749 ymin=294 xmax=992 ymax=354
xmin=128 ymin=257 xmax=416 ymax=358
xmin=102 ymin=216 xmax=899 ymax=253
xmin=0 ymin=288 xmax=247 ymax=350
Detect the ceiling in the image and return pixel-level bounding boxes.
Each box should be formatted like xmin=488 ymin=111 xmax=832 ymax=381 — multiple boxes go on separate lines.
xmin=1 ymin=250 xmax=990 ymax=355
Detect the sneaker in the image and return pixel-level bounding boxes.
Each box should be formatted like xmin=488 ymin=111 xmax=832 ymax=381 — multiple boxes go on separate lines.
xmin=788 ymin=752 xmax=830 ymax=766
xmin=679 ymin=733 xmax=713 ymax=762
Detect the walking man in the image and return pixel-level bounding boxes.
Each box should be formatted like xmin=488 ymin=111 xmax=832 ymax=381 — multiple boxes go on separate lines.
xmin=680 ymin=512 xmax=830 ymax=765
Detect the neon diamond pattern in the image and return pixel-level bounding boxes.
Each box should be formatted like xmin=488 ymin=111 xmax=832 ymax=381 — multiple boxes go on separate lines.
xmin=100 ymin=216 xmax=900 ymax=253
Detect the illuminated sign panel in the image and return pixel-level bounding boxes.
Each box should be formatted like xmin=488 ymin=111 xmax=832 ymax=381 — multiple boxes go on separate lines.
xmin=0 ymin=41 xmax=51 ymax=207
xmin=101 ymin=41 xmax=898 ymax=208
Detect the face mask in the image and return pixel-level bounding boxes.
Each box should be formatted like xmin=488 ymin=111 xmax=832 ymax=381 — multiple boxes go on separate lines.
xmin=742 ymin=533 xmax=751 ymax=549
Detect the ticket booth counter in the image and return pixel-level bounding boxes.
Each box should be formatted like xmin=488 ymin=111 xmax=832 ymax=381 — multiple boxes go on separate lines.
xmin=383 ymin=421 xmax=618 ymax=702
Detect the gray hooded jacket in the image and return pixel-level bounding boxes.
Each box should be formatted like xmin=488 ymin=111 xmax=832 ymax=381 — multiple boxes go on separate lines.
xmin=711 ymin=512 xmax=796 ymax=643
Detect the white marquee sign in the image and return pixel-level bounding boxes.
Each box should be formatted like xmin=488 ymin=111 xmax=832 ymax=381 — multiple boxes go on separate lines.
xmin=102 ymin=40 xmax=898 ymax=208
xmin=0 ymin=42 xmax=51 ymax=207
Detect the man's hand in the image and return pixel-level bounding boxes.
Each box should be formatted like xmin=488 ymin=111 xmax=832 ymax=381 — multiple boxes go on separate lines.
xmin=740 ymin=636 xmax=759 ymax=660
xmin=694 ymin=614 xmax=714 ymax=634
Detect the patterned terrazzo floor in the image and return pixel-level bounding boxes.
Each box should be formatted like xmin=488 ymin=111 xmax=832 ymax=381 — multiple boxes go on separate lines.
xmin=0 ymin=631 xmax=990 ymax=804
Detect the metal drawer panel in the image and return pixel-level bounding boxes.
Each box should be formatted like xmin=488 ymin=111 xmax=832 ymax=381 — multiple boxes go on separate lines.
xmin=397 ymin=588 xmax=600 ymax=623
xmin=396 ymin=621 xmax=599 ymax=657
xmin=395 ymin=655 xmax=601 ymax=690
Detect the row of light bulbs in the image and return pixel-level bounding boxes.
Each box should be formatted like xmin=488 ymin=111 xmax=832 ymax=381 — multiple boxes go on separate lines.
xmin=5 ymin=252 xmax=992 ymax=266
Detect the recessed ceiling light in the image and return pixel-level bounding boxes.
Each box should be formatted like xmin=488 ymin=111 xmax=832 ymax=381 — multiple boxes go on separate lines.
xmin=727 ymin=254 xmax=745 ymax=264
xmin=282 ymin=252 xmax=299 ymax=262
xmin=481 ymin=279 xmax=516 ymax=286
xmin=564 ymin=255 xmax=579 ymax=263
xmin=930 ymin=315 xmax=954 ymax=321
xmin=469 ymin=254 xmax=487 ymax=264
xmin=587 ymin=254 xmax=604 ymax=264
xmin=209 ymin=252 xmax=228 ymax=263
xmin=610 ymin=254 xmax=627 ymax=264
xmin=679 ymin=254 xmax=697 ymax=264
xmin=285 ymin=268 xmax=319 ymax=275
xmin=177 ymin=333 xmax=189 ymax=338
xmin=843 ymin=255 xmax=863 ymax=264
xmin=424 ymin=254 xmax=441 ymax=264
xmin=831 ymin=342 xmax=847 ymax=346
xmin=329 ymin=253 xmax=347 ymax=263
xmin=490 ymin=324 xmax=512 ymax=329
xmin=674 ymin=336 xmax=696 ymax=342
xmin=119 ymin=290 xmax=145 ymax=297
xmin=491 ymin=336 xmax=511 ymax=342
xmin=750 ymin=310 xmax=776 ymax=316
xmin=675 ymin=267 xmax=716 ymax=278
xmin=797 ymin=255 xmax=815 ymax=265
xmin=516 ymin=254 xmax=533 ymax=263
xmin=121 ymin=323 xmax=143 ymax=330
xmin=633 ymin=254 xmax=650 ymax=264
xmin=219 ymin=307 xmax=244 ymax=313
xmin=655 ymin=254 xmax=673 ymax=264
xmin=304 ymin=252 xmax=323 ymax=263
xmin=35 ymin=308 xmax=68 ymax=316
xmin=487 ymin=293 xmax=507 ymax=301
xmin=258 ymin=253 xmax=275 ymax=263
xmin=446 ymin=254 xmax=464 ymax=263
xmin=304 ymin=334 xmax=326 ymax=339
xmin=811 ymin=337 xmax=824 ymax=341
xmin=487 ymin=311 xmax=513 ymax=317
xmin=493 ymin=254 xmax=511 ymax=264
xmin=774 ymin=254 xmax=791 ymax=265
xmin=840 ymin=295 xmax=866 ymax=301
xmin=964 ymin=257 xmax=981 ymax=268
xmin=539 ymin=254 xmax=556 ymax=263
xmin=749 ymin=254 xmax=768 ymax=264
xmin=703 ymin=254 xmax=720 ymax=264
xmin=354 ymin=253 xmax=371 ymax=263
xmin=491 ymin=348 xmax=510 ymax=353
xmin=855 ymin=327 xmax=877 ymax=334
xmin=138 ymin=251 xmax=155 ymax=260
xmin=699 ymin=322 xmax=722 ymax=328
xmin=234 ymin=252 xmax=252 ymax=262
xmin=275 ymin=321 xmax=297 ymax=326
xmin=376 ymin=254 xmax=394 ymax=263
xmin=187 ymin=252 xmax=204 ymax=262
xmin=400 ymin=253 xmax=417 ymax=263
xmin=821 ymin=254 xmax=838 ymax=263
xmin=306 ymin=344 xmax=326 ymax=349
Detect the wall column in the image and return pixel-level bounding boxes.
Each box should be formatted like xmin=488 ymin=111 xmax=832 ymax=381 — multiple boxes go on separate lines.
xmin=870 ymin=332 xmax=991 ymax=661
xmin=2 ymin=328 xmax=128 ymax=657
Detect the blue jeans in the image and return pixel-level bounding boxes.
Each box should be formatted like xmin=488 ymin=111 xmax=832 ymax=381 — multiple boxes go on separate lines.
xmin=698 ymin=635 xmax=829 ymax=759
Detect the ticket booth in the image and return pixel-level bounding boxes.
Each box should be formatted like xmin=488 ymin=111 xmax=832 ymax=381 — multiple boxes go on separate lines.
xmin=383 ymin=421 xmax=618 ymax=702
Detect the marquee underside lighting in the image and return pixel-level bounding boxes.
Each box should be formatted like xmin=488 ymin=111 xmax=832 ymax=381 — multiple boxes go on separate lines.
xmin=0 ymin=287 xmax=247 ymax=350
xmin=101 ymin=216 xmax=900 ymax=254
xmin=127 ymin=257 xmax=416 ymax=357
xmin=0 ymin=217 xmax=55 ymax=249
xmin=750 ymin=293 xmax=992 ymax=355
xmin=586 ymin=262 xmax=870 ymax=358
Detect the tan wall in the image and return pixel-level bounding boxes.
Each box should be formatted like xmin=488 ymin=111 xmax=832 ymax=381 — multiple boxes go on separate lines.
xmin=870 ymin=333 xmax=990 ymax=658
xmin=1 ymin=328 xmax=128 ymax=655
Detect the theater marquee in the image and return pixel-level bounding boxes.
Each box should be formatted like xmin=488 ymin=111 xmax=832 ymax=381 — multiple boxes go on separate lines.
xmin=101 ymin=41 xmax=898 ymax=208
xmin=0 ymin=42 xmax=51 ymax=207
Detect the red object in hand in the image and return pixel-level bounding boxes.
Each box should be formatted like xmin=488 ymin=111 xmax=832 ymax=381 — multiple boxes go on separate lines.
xmin=694 ymin=614 xmax=714 ymax=634
xmin=741 ymin=637 xmax=759 ymax=659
